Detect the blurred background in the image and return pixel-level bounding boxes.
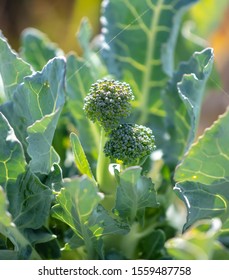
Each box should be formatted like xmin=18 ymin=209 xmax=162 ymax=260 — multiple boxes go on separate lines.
xmin=1 ymin=0 xmax=229 ymax=134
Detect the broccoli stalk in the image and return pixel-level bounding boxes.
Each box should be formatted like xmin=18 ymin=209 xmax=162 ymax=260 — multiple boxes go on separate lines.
xmin=83 ymin=78 xmax=156 ymax=208
xmin=83 ymin=79 xmax=134 ymax=206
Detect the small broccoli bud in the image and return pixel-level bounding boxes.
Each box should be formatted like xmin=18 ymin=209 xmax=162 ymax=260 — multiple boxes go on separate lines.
xmin=83 ymin=79 xmax=134 ymax=132
xmin=104 ymin=123 xmax=156 ymax=166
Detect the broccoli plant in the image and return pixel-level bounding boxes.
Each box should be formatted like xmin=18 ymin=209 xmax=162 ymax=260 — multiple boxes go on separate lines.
xmin=0 ymin=0 xmax=229 ymax=260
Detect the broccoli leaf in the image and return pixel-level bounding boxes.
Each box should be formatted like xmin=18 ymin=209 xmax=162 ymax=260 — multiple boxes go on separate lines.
xmin=101 ymin=0 xmax=198 ymax=139
xmin=13 ymin=57 xmax=66 ymax=174
xmin=52 ymin=176 xmax=128 ymax=258
xmin=0 ymin=186 xmax=41 ymax=260
xmin=162 ymin=48 xmax=214 ymax=168
xmin=138 ymin=229 xmax=166 ymax=259
xmin=20 ymin=28 xmax=64 ymax=71
xmin=114 ymin=166 xmax=159 ymax=224
xmin=27 ymin=110 xmax=62 ymax=174
xmin=175 ymin=108 xmax=229 ymax=184
xmin=0 ymin=112 xmax=26 ymax=189
xmin=70 ymin=132 xmax=95 ymax=181
xmin=88 ymin=204 xmax=129 ymax=237
xmin=7 ymin=168 xmax=53 ymax=230
xmin=175 ymin=180 xmax=228 ymax=230
xmin=0 ymin=33 xmax=32 ymax=100
xmin=174 ymin=108 xmax=229 ymax=230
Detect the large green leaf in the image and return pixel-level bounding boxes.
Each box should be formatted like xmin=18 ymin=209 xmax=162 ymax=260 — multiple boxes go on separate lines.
xmin=0 ymin=112 xmax=26 ymax=189
xmin=0 ymin=186 xmax=41 ymax=259
xmin=175 ymin=180 xmax=228 ymax=230
xmin=20 ymin=28 xmax=64 ymax=71
xmin=175 ymin=108 xmax=229 ymax=184
xmin=7 ymin=168 xmax=53 ymax=230
xmin=0 ymin=33 xmax=32 ymax=100
xmin=162 ymin=48 xmax=213 ymax=168
xmin=114 ymin=167 xmax=159 ymax=224
xmin=13 ymin=57 xmax=66 ymax=174
xmin=52 ymin=176 xmax=128 ymax=258
xmin=174 ymin=108 xmax=229 ymax=229
xmin=101 ymin=0 xmax=198 ymax=128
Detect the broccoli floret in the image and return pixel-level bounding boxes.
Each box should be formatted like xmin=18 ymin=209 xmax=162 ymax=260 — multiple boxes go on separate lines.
xmin=83 ymin=79 xmax=134 ymax=132
xmin=104 ymin=123 xmax=156 ymax=166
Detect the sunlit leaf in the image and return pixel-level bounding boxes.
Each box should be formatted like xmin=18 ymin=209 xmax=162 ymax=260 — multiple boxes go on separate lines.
xmin=163 ymin=48 xmax=214 ymax=168
xmin=70 ymin=132 xmax=95 ymax=180
xmin=52 ymin=176 xmax=128 ymax=258
xmin=101 ymin=0 xmax=198 ymax=136
xmin=114 ymin=166 xmax=159 ymax=224
xmin=20 ymin=28 xmax=64 ymax=71
xmin=174 ymin=108 xmax=229 ymax=229
xmin=13 ymin=57 xmax=66 ymax=174
xmin=0 ymin=33 xmax=32 ymax=100
xmin=175 ymin=108 xmax=229 ymax=184
xmin=0 ymin=112 xmax=26 ymax=189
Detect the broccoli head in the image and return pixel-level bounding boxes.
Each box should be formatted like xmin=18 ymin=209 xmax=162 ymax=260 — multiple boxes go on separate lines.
xmin=83 ymin=79 xmax=134 ymax=132
xmin=104 ymin=123 xmax=156 ymax=166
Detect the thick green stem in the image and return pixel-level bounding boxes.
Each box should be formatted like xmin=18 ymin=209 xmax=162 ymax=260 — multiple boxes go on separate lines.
xmin=120 ymin=222 xmax=140 ymax=259
xmin=96 ymin=128 xmax=116 ymax=210
xmin=119 ymin=221 xmax=158 ymax=259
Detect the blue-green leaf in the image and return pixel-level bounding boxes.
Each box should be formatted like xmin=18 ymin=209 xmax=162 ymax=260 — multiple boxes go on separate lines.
xmin=20 ymin=28 xmax=64 ymax=71
xmin=175 ymin=108 xmax=229 ymax=184
xmin=114 ymin=166 xmax=159 ymax=224
xmin=52 ymin=176 xmax=128 ymax=258
xmin=0 ymin=33 xmax=32 ymax=100
xmin=70 ymin=132 xmax=95 ymax=181
xmin=27 ymin=110 xmax=62 ymax=174
xmin=0 ymin=186 xmax=41 ymax=260
xmin=7 ymin=169 xmax=53 ymax=230
xmin=0 ymin=112 xmax=26 ymax=189
xmin=101 ymin=0 xmax=198 ymax=128
xmin=163 ymin=48 xmax=214 ymax=168
xmin=174 ymin=108 xmax=229 ymax=230
xmin=13 ymin=57 xmax=66 ymax=174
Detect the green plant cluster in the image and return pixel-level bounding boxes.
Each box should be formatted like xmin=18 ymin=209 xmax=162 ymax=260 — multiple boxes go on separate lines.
xmin=1 ymin=0 xmax=229 ymax=261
